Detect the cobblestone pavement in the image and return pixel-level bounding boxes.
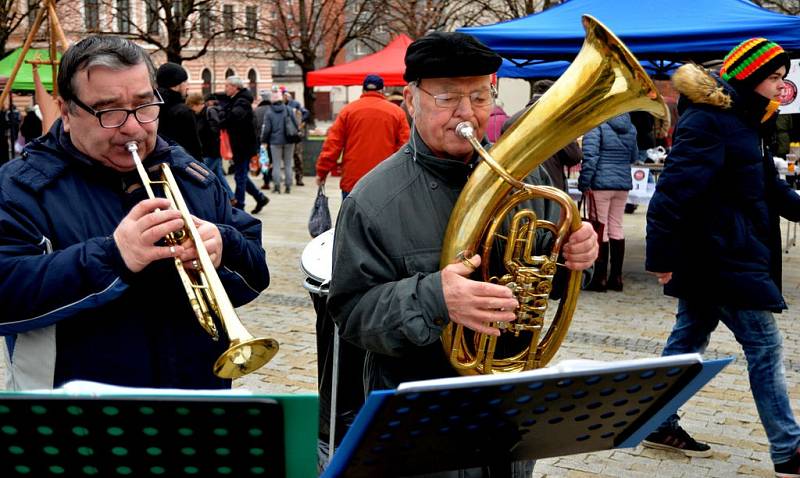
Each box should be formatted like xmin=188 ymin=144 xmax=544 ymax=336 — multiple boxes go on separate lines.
xmin=8 ymin=175 xmax=800 ymax=477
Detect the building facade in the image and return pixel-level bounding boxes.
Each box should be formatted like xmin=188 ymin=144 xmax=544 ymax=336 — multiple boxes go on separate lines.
xmin=7 ymin=0 xmax=305 ymax=104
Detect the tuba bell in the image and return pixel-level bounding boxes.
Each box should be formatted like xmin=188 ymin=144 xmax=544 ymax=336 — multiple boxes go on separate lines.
xmin=440 ymin=15 xmax=668 ymax=375
xmin=127 ymin=142 xmax=279 ymax=379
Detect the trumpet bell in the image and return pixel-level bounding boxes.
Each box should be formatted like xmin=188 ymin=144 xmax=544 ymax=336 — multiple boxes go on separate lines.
xmin=213 ymin=337 xmax=280 ymax=379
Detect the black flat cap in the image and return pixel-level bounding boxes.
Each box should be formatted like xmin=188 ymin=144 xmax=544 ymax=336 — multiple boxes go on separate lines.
xmin=403 ymin=32 xmax=502 ymax=83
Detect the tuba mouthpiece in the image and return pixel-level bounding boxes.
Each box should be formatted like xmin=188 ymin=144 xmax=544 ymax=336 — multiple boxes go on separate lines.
xmin=455 ymin=122 xmax=475 ymax=140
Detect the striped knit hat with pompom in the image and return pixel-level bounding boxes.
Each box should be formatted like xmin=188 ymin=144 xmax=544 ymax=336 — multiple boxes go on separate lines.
xmin=720 ymin=38 xmax=790 ymax=91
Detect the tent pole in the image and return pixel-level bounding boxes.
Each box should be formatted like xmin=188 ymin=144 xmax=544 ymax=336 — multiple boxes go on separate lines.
xmin=0 ymin=6 xmax=48 ymax=108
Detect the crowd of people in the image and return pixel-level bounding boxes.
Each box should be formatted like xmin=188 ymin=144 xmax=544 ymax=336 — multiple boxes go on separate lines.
xmin=1 ymin=27 xmax=800 ymax=478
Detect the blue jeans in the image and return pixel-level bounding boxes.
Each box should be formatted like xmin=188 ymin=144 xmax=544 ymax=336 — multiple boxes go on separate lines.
xmin=233 ymin=155 xmax=263 ymax=208
xmin=203 ymin=156 xmax=234 ymax=199
xmin=658 ymin=299 xmax=800 ymax=463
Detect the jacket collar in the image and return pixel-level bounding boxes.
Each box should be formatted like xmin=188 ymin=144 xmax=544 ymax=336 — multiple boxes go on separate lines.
xmin=409 ymin=128 xmax=483 ymax=188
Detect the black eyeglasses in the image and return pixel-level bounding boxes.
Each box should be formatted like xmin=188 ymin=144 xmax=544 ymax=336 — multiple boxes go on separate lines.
xmin=416 ymin=84 xmax=496 ymax=109
xmin=70 ymin=90 xmax=164 ymax=129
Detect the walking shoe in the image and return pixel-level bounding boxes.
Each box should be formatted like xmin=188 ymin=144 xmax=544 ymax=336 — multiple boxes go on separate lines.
xmin=250 ymin=195 xmax=269 ymax=214
xmin=642 ymin=426 xmax=712 ymax=457
xmin=775 ymin=448 xmax=800 ymax=477
xmin=272 ymin=186 xmax=280 ymax=194
xmin=296 ymin=179 xmax=305 ymax=186
xmin=284 ymin=186 xmax=291 ymax=194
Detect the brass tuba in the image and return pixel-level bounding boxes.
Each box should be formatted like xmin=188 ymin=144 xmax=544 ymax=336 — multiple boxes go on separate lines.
xmin=127 ymin=142 xmax=279 ymax=379
xmin=440 ymin=15 xmax=668 ymax=375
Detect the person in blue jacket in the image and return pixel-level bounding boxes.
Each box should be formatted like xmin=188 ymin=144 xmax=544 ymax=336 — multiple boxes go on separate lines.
xmin=644 ymin=38 xmax=800 ymax=476
xmin=0 ymin=35 xmax=270 ymax=391
xmin=579 ymin=113 xmax=639 ymax=292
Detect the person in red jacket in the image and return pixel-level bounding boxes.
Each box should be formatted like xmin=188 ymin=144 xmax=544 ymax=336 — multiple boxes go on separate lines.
xmin=316 ymin=74 xmax=410 ymax=198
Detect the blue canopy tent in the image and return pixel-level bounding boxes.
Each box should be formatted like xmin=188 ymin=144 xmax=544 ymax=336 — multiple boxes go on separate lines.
xmin=498 ymin=58 xmax=680 ymax=79
xmin=460 ymin=0 xmax=800 ymax=62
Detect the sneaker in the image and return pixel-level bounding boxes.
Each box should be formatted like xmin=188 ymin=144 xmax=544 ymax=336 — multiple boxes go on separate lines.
xmin=775 ymin=448 xmax=800 ymax=478
xmin=250 ymin=195 xmax=269 ymax=214
xmin=642 ymin=426 xmax=712 ymax=458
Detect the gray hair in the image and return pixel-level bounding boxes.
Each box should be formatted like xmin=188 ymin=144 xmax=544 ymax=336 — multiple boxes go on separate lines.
xmin=58 ymin=35 xmax=156 ymax=109
xmin=226 ymin=76 xmax=244 ymax=88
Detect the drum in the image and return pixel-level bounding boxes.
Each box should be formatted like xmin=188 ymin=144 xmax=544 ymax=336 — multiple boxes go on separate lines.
xmin=300 ymin=228 xmax=367 ymax=468
xmin=300 ymin=228 xmax=334 ymax=296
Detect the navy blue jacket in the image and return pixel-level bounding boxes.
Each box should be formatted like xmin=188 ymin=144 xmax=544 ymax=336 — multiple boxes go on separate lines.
xmin=579 ymin=113 xmax=638 ymax=191
xmin=646 ymin=65 xmax=800 ymax=310
xmin=0 ymin=120 xmax=269 ymax=389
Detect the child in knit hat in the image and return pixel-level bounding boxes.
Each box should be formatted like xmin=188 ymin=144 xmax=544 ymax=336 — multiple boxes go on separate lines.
xmin=644 ymin=38 xmax=800 ymax=477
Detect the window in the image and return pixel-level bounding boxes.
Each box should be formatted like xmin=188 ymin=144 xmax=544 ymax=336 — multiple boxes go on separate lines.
xmin=223 ymin=4 xmax=234 ymax=39
xmin=117 ymin=0 xmax=131 ymax=34
xmin=84 ymin=0 xmax=99 ymax=31
xmin=246 ymin=6 xmax=257 ymax=40
xmin=199 ymin=5 xmax=211 ymax=38
xmin=27 ymin=0 xmax=38 ymax=28
xmin=202 ymin=69 xmax=212 ymax=97
xmin=145 ymin=0 xmax=159 ymax=35
xmin=248 ymin=69 xmax=257 ymax=97
xmin=173 ymin=0 xmax=185 ymax=36
xmin=354 ymin=41 xmax=369 ymax=56
xmin=225 ymin=68 xmax=235 ymax=80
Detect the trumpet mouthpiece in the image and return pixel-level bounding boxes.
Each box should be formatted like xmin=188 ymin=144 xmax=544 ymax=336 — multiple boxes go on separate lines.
xmin=455 ymin=122 xmax=475 ymax=140
xmin=125 ymin=141 xmax=138 ymax=153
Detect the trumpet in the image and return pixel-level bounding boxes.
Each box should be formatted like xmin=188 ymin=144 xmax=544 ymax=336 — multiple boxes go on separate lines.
xmin=126 ymin=141 xmax=278 ymax=379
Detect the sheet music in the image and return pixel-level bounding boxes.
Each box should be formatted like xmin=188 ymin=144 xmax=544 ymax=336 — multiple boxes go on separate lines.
xmin=22 ymin=380 xmax=255 ymax=397
xmin=396 ymin=353 xmax=702 ymax=394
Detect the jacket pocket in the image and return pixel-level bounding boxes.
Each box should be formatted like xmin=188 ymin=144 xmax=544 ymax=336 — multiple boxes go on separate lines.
xmin=402 ymin=249 xmax=441 ymax=276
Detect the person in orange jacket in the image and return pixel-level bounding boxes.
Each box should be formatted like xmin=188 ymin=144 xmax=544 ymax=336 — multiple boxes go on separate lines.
xmin=316 ymin=74 xmax=410 ymax=199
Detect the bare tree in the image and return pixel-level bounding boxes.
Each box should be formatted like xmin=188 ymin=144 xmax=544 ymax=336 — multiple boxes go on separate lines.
xmin=461 ymin=0 xmax=567 ymax=25
xmin=258 ymin=0 xmax=385 ymax=124
xmin=380 ymin=0 xmax=485 ymax=40
xmin=0 ymin=0 xmax=30 ymax=57
xmin=751 ymin=0 xmax=800 ymax=15
xmin=69 ymin=0 xmax=243 ymax=64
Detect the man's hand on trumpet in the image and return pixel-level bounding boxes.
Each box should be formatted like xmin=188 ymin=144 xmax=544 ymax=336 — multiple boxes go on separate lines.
xmin=113 ymin=198 xmax=185 ymax=273
xmin=178 ymin=216 xmax=223 ymax=270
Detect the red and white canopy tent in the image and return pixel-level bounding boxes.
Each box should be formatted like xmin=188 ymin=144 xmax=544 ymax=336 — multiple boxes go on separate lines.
xmin=306 ymin=35 xmax=412 ymax=87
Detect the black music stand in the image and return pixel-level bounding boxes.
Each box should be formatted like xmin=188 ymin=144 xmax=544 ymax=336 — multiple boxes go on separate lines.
xmin=322 ymin=353 xmax=731 ymax=477
xmin=0 ymin=388 xmax=318 ymax=478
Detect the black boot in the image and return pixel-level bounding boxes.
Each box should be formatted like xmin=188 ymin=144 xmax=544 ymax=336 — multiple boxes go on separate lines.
xmin=585 ymin=241 xmax=608 ymax=292
xmin=608 ymin=238 xmax=625 ymax=291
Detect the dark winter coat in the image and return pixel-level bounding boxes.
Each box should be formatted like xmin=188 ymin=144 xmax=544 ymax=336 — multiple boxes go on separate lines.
xmin=259 ymin=102 xmax=297 ymax=146
xmin=197 ymin=105 xmax=222 ymax=159
xmin=327 ymin=130 xmax=558 ymax=393
xmin=156 ymin=87 xmax=202 ymax=161
xmin=0 ymin=120 xmax=269 ymax=389
xmin=646 ymin=64 xmax=800 ymax=310
xmin=221 ymin=88 xmax=258 ymax=160
xmin=579 ymin=113 xmax=639 ymax=191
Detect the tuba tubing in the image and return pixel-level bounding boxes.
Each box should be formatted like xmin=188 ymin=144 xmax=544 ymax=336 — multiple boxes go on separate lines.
xmin=127 ymin=142 xmax=279 ymax=379
xmin=439 ymin=15 xmax=668 ymax=375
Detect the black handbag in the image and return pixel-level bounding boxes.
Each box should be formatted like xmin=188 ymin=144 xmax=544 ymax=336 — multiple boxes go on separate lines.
xmin=284 ymin=109 xmax=303 ymax=144
xmin=309 ymin=185 xmax=332 ymax=238
xmin=580 ymin=190 xmax=605 ymax=247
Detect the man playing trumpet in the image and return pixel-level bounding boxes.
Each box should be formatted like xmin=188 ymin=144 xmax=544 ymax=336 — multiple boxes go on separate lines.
xmin=0 ymin=36 xmax=269 ymax=390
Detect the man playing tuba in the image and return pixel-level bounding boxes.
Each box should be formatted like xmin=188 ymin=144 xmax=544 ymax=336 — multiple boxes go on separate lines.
xmin=327 ymin=32 xmax=598 ymax=476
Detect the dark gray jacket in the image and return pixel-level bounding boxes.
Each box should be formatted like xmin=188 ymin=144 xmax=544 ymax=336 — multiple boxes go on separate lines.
xmin=327 ymin=130 xmax=556 ymax=393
